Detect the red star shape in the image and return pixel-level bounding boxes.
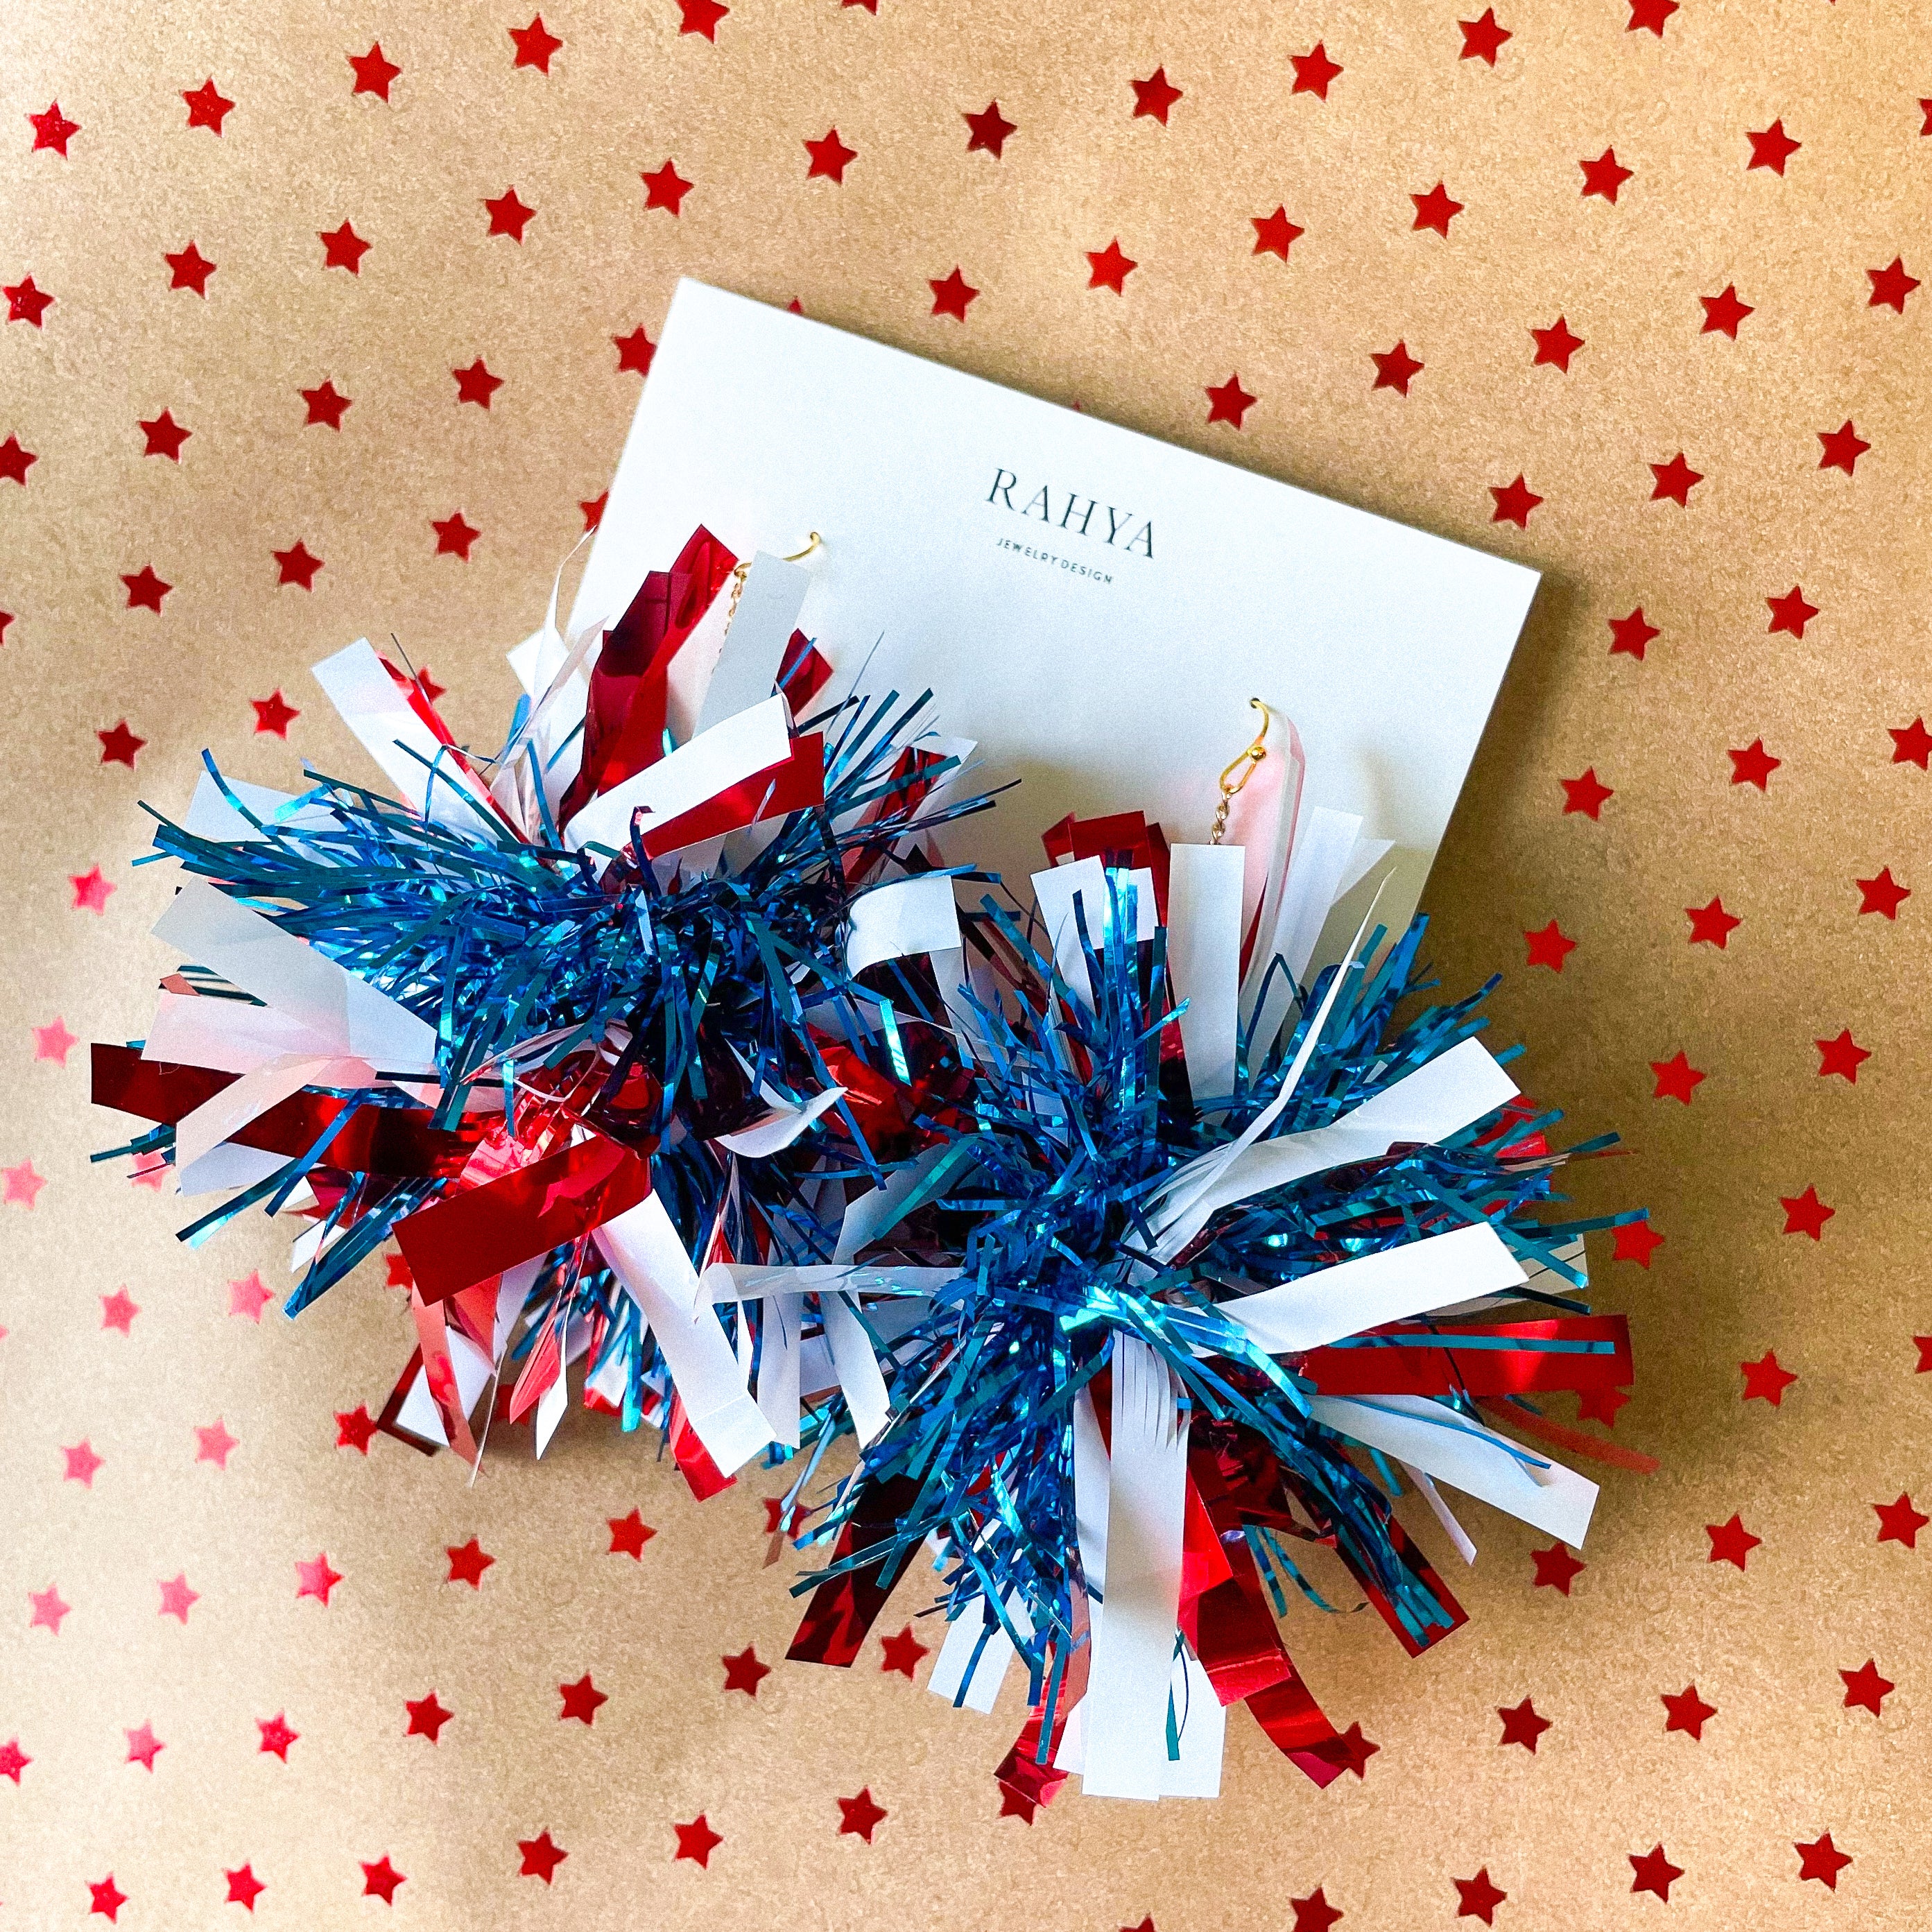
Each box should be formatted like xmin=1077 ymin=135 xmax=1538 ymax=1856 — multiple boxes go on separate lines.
xmin=336 ymin=1405 xmax=377 ymax=1451
xmin=1087 ymin=239 xmax=1137 ymax=293
xmin=1868 ymin=257 xmax=1920 ymax=311
xmin=166 ymin=241 xmax=216 ymax=295
xmin=1706 ymin=1513 xmax=1760 ymax=1568
xmin=89 ymin=1875 xmax=128 ymax=1921
xmin=674 ymin=1814 xmax=723 ymax=1867
xmin=0 ymin=433 xmax=38 ymax=485
xmin=318 ymin=221 xmax=370 ymax=273
xmin=964 ymin=101 xmax=1016 ymax=157
xmin=1817 ymin=420 xmax=1869 ymax=475
xmin=0 ymin=1738 xmax=28 ymax=1782
xmin=1856 ymin=865 xmax=1910 ymax=918
xmin=1607 ymin=606 xmax=1658 ymax=659
xmin=721 ymin=1645 xmax=770 ymax=1695
xmin=123 ymin=1720 xmax=164 ymax=1770
xmin=229 ymin=1271 xmax=273 ymax=1320
xmin=1662 ymin=1684 xmax=1716 ymax=1740
xmin=558 ymin=1673 xmax=607 ymax=1724
xmin=1559 ymin=768 xmax=1612 ymax=818
xmin=1874 ymin=1492 xmax=1929 ymax=1547
xmin=295 ymin=1552 xmax=342 ymax=1605
xmin=139 ymin=408 xmax=190 ymax=460
xmin=1490 ymin=474 xmax=1542 ymax=525
xmin=1628 ymin=0 xmax=1678 ymax=33
xmin=1815 ymin=1028 xmax=1870 ymax=1083
xmin=1698 ymin=283 xmax=1753 ymax=337
xmin=194 ymin=1419 xmax=238 ymax=1468
xmin=406 ymin=1693 xmax=451 ymax=1741
xmin=251 ymin=689 xmax=300 ymax=737
xmin=1765 ymin=583 xmax=1818 ymax=637
xmin=1530 ymin=1542 xmax=1585 ymax=1594
xmin=121 ymin=564 xmax=171 ymax=612
xmin=1454 ymin=1869 xmax=1506 ymax=1924
xmin=484 ymin=187 xmax=534 ymax=241
xmin=613 ymin=325 xmax=655 ymax=375
xmin=349 ymin=43 xmax=400 ymax=99
xmin=1580 ymin=147 xmax=1632 ymax=200
xmin=1252 ymin=207 xmax=1304 ymax=259
xmin=580 ymin=492 xmax=606 ymax=530
xmin=0 ymin=609 xmax=12 ymax=644
xmin=101 ymin=1287 xmax=139 ymax=1330
xmin=225 ymin=1864 xmax=266 ymax=1913
xmin=874 ymin=1623 xmax=929 ymax=1677
xmin=1746 ymin=119 xmax=1800 ymax=174
xmin=1779 ymin=1184 xmax=1834 ymax=1239
xmin=510 ymin=16 xmax=562 ymax=71
xmin=361 ymin=1856 xmax=406 ymax=1904
xmin=275 ymin=541 xmax=322 ymax=589
xmin=1523 ymin=918 xmax=1576 ymax=971
xmin=96 ymin=720 xmax=145 ymax=768
xmin=1795 ymin=1833 xmax=1852 ymax=1889
xmin=1370 ymin=340 xmax=1423 ymax=395
xmin=6 ymin=275 xmax=54 ymax=327
xmin=1458 ymin=10 xmax=1512 ymax=63
xmin=182 ymin=79 xmax=234 ymax=133
xmin=300 ymin=379 xmax=350 ymax=429
xmin=1578 ymin=1384 xmax=1630 ymax=1426
xmin=998 ymin=1786 xmax=1035 ymax=1824
xmin=1328 ymin=1721 xmax=1379 ymax=1779
xmin=69 ymin=868 xmax=114 ymax=914
xmin=417 ymin=667 xmax=446 ymax=702
xmin=1629 ymin=1845 xmax=1682 ymax=1901
xmin=35 ymin=1015 xmax=77 ymax=1064
xmin=29 ymin=102 xmax=81 ymax=155
xmin=1291 ymin=44 xmax=1343 ymax=99
xmin=1205 ymin=372 xmax=1257 ymax=428
xmin=680 ymin=0 xmax=729 ymax=37
xmin=432 ymin=512 xmax=481 ymax=559
xmin=805 ymin=128 xmax=857 ymax=182
xmin=1411 ymin=182 xmax=1465 ymax=236
xmin=1530 ymin=316 xmax=1583 ymax=370
xmin=1840 ymin=1659 xmax=1893 ymax=1716
xmin=63 ymin=1439 xmax=103 ymax=1485
xmin=452 ymin=358 xmax=503 ymax=408
xmin=255 ymin=1711 xmax=298 ymax=1759
xmin=1289 ymin=1890 xmax=1344 ymax=1932
xmin=155 ymin=1566 xmax=198 ymax=1618
xmin=1727 ymin=737 xmax=1779 ymax=788
xmin=518 ymin=1829 xmax=567 ymax=1881
xmin=929 ymin=267 xmax=979 ymax=320
xmin=1741 ymin=1349 xmax=1797 ymax=1405
xmin=1648 ymin=452 xmax=1702 ymax=506
xmin=608 ymin=1508 xmax=656 ymax=1557
xmin=446 ymin=1537 xmax=494 ymax=1586
xmin=838 ymin=1788 xmax=888 ymax=1842
xmin=30 ymin=1582 xmax=71 ymax=1632
xmin=641 ymin=159 xmax=693 ymax=214
xmin=1685 ymin=895 xmax=1740 ymax=947
xmin=1650 ymin=1051 xmax=1705 ymax=1103
xmin=1130 ymin=67 xmax=1182 ymax=124
xmin=1497 ymin=1696 xmax=1550 ymax=1751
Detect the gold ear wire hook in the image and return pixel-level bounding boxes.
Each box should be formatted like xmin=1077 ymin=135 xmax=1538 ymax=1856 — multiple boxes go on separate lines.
xmin=1210 ymin=697 xmax=1270 ymax=845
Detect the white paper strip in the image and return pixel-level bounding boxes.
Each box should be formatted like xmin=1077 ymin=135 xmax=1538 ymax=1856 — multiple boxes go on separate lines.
xmin=1402 ymin=1462 xmax=1478 ymax=1565
xmin=183 ymin=771 xmax=340 ymax=847
xmin=1306 ymin=1392 xmax=1598 ymax=1546
xmin=173 ymin=1050 xmax=372 ymax=1170
xmin=1223 ymin=1222 xmax=1526 ymax=1355
xmin=1031 ymin=859 xmax=1157 ymax=1011
xmin=144 ymin=989 xmax=338 ymax=1072
xmin=1165 ymin=843 xmax=1245 ymax=1107
xmin=594 ymin=1192 xmax=775 ymax=1474
xmin=394 ymin=1327 xmax=495 ymax=1447
xmin=1080 ymin=1337 xmax=1189 ymax=1801
xmin=175 ymin=1142 xmax=288 ymax=1196
xmin=1336 ymin=835 xmax=1395 ymax=902
xmin=820 ymin=1291 xmax=892 ymax=1447
xmin=1243 ymin=805 xmax=1361 ymax=1048
xmin=695 ymin=553 xmax=812 ymax=734
xmin=153 ymin=880 xmax=439 ymax=1074
xmin=714 ymin=1084 xmax=846 ymax=1157
xmin=845 ymin=873 xmax=962 ymax=977
xmin=754 ymin=1291 xmax=802 ymax=1447
xmin=929 ymin=1592 xmax=1016 ymax=1714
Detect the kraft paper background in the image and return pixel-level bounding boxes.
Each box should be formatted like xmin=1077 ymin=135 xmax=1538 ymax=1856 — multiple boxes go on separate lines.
xmin=5 ymin=1 xmax=1930 ymax=1926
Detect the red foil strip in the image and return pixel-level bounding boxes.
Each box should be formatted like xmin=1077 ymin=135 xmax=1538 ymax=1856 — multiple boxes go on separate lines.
xmin=994 ymin=1705 xmax=1071 ymax=1814
xmin=1248 ymin=1662 xmax=1351 ymax=1788
xmin=1187 ymin=1537 xmax=1295 ymax=1708
xmin=667 ymin=1391 xmax=734 ymax=1499
xmin=786 ymin=1474 xmax=922 ymax=1666
xmin=1300 ymin=1314 xmax=1633 ymax=1398
xmin=637 ymin=732 xmax=825 ymax=859
xmin=1039 ymin=809 xmax=1173 ymax=922
xmin=1344 ymin=1513 xmax=1469 ymax=1658
xmin=777 ymin=629 xmax=834 ymax=709
xmin=393 ymin=1137 xmax=650 ymax=1304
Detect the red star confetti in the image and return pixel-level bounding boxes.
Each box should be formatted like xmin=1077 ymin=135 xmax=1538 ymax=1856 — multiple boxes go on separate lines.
xmin=484 ymin=187 xmax=534 ymax=241
xmin=182 ymin=78 xmax=234 ymax=134
xmin=805 ymin=129 xmax=857 ymax=183
xmin=29 ymin=102 xmax=80 ymax=155
xmin=1579 ymin=147 xmax=1632 ymax=201
xmin=406 ymin=1693 xmax=452 ymax=1741
xmin=139 ymin=409 xmax=189 ymax=460
xmin=1530 ymin=316 xmax=1584 ymax=371
xmin=1662 ymin=1684 xmax=1716 ymax=1740
xmin=274 ymin=542 xmax=322 ymax=589
xmin=228 ymin=1270 xmax=273 ymax=1320
xmin=336 ymin=1406 xmax=377 ymax=1452
xmin=34 ymin=1015 xmax=77 ymax=1063
xmin=301 ymin=380 xmax=352 ymax=429
xmin=1206 ymin=374 xmax=1257 ymax=428
xmin=1686 ymin=897 xmax=1741 ymax=948
xmin=1815 ymin=1029 xmax=1870 ymax=1083
xmin=1856 ymin=867 xmax=1910 ymax=918
xmin=1370 ymin=341 xmax=1424 ymax=395
xmin=1497 ymin=1696 xmax=1551 ymax=1751
xmin=838 ymin=1788 xmax=888 ymax=1842
xmin=70 ymin=868 xmax=114 ymax=913
xmin=157 ymin=1573 xmax=198 ymax=1622
xmin=1291 ymin=44 xmax=1343 ymax=99
xmin=1706 ymin=1513 xmax=1760 ymax=1569
xmin=558 ymin=1673 xmax=607 ymax=1724
xmin=1741 ymin=1351 xmax=1797 ymax=1405
xmin=0 ymin=1739 xmax=28 ymax=1782
xmin=1252 ymin=207 xmax=1304 ymax=259
xmin=1629 ymin=1845 xmax=1683 ymax=1901
xmin=1874 ymin=1492 xmax=1928 ymax=1548
xmin=1648 ymin=452 xmax=1702 ymax=506
xmin=295 ymin=1553 xmax=342 ymax=1605
xmin=929 ymin=268 xmax=978 ymax=321
xmin=432 ymin=512 xmax=481 ymax=559
xmin=608 ymin=1508 xmax=656 ymax=1556
xmin=1727 ymin=738 xmax=1779 ymax=789
xmin=1560 ymin=768 xmax=1612 ymax=818
xmin=1766 ymin=585 xmax=1818 ymax=637
xmin=1523 ymin=920 xmax=1576 ymax=971
xmin=963 ymin=101 xmax=1016 ymax=157
xmin=97 ymin=721 xmax=144 ymax=768
xmin=642 ymin=159 xmax=693 ymax=214
xmin=1840 ymin=1659 xmax=1893 ymax=1716
xmin=1698 ymin=284 xmax=1752 ymax=337
xmin=1130 ymin=67 xmax=1182 ymax=124
xmin=1458 ymin=10 xmax=1511 ymax=62
xmin=879 ymin=1623 xmax=930 ymax=1677
xmin=1608 ymin=607 xmax=1658 ymax=659
xmin=1868 ymin=257 xmax=1920 ymax=311
xmin=318 ymin=222 xmax=370 ymax=273
xmin=1747 ymin=119 xmax=1801 ymax=174
xmin=166 ymin=242 xmax=216 ymax=295
xmin=1454 ymin=1869 xmax=1507 ymax=1924
xmin=348 ymin=43 xmax=400 ymax=98
xmin=225 ymin=1865 xmax=266 ymax=1912
xmin=361 ymin=1857 xmax=405 ymax=1904
xmin=193 ymin=1419 xmax=238 ymax=1468
xmin=1650 ymin=1051 xmax=1705 ymax=1103
xmin=1794 ymin=1833 xmax=1852 ymax=1889
xmin=722 ymin=1646 xmax=770 ymax=1695
xmin=1 ymin=434 xmax=39 ymax=485
xmin=123 ymin=1721 xmax=164 ymax=1770
xmin=1087 ymin=239 xmax=1137 ymax=294
xmin=1578 ymin=1385 xmax=1630 ymax=1426
xmin=1411 ymin=182 xmax=1465 ymax=236
xmin=446 ymin=1537 xmax=494 ymax=1587
xmin=680 ymin=0 xmax=729 ymax=37
xmin=452 ymin=359 xmax=503 ymax=408
xmin=89 ymin=1875 xmax=128 ymax=1921
xmin=518 ymin=1830 xmax=567 ymax=1881
xmin=614 ymin=326 xmax=655 ymax=374
xmin=251 ymin=690 xmax=299 ymax=736
xmin=30 ymin=1583 xmax=71 ymax=1633
xmin=1290 ymin=1890 xmax=1345 ymax=1932
xmin=62 ymin=1440 xmax=103 ymax=1486
xmin=509 ymin=16 xmax=562 ymax=72
xmin=1628 ymin=0 xmax=1678 ymax=32
xmin=101 ymin=1288 xmax=139 ymax=1332
xmin=675 ymin=1814 xmax=723 ymax=1866
xmin=6 ymin=275 xmax=54 ymax=327
xmin=1779 ymin=1186 xmax=1833 ymax=1239
xmin=1489 ymin=475 xmax=1542 ymax=525
xmin=1531 ymin=1542 xmax=1585 ymax=1594
xmin=1818 ymin=420 xmax=1870 ymax=476
xmin=257 ymin=1712 xmax=298 ymax=1760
